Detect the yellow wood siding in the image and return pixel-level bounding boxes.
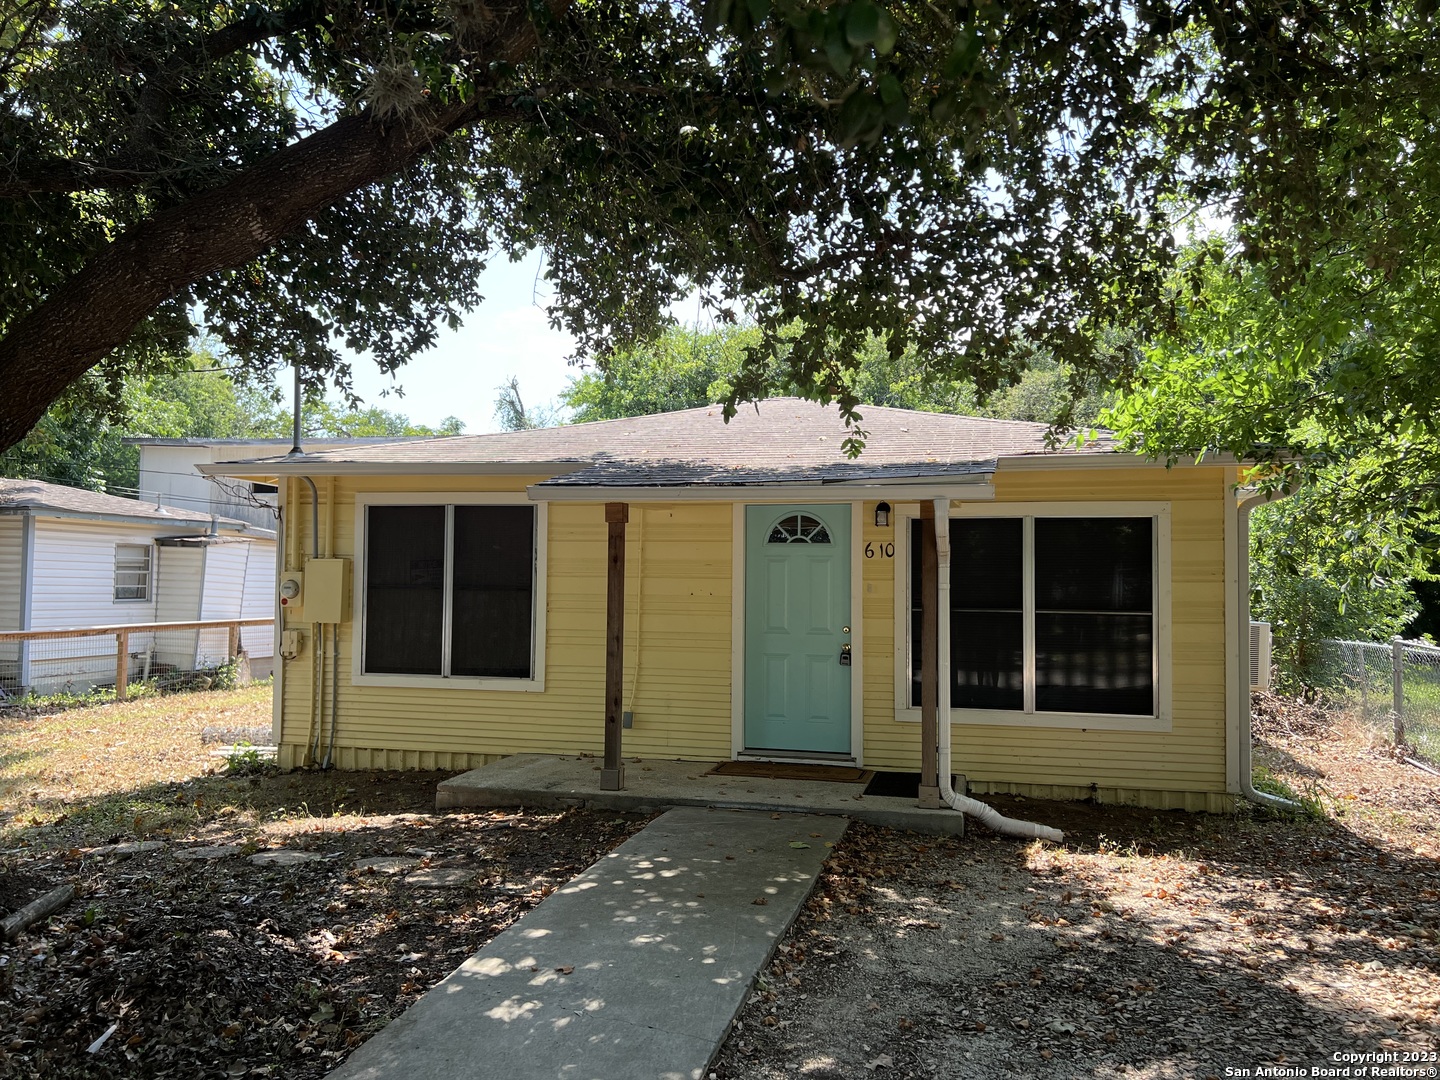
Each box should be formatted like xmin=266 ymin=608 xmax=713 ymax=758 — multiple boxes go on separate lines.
xmin=860 ymin=468 xmax=1232 ymax=804
xmin=277 ymin=466 xmax=1234 ymax=810
xmin=278 ymin=479 xmax=732 ymax=767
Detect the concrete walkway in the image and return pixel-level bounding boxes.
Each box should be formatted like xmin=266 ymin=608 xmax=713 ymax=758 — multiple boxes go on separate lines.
xmin=438 ymin=754 xmax=965 ymax=836
xmin=326 ymin=806 xmax=848 ymax=1080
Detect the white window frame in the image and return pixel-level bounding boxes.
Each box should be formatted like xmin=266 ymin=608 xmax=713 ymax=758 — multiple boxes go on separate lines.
xmin=352 ymin=492 xmax=547 ymax=692
xmin=892 ymin=501 xmax=1172 ymax=733
xmin=113 ymin=543 xmax=153 ymax=602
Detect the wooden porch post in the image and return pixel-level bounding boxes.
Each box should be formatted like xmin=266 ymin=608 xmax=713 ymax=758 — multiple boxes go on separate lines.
xmin=601 ymin=502 xmax=628 ymax=791
xmin=917 ymin=504 xmax=941 ymax=808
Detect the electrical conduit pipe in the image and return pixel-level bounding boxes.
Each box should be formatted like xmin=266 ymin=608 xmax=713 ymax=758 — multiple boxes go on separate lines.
xmin=933 ymin=499 xmax=1065 ymax=843
xmin=298 ymin=475 xmax=324 ymax=768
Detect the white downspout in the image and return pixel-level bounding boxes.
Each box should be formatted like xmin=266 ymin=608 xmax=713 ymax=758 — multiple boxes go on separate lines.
xmin=933 ymin=499 xmax=1065 ymax=843
xmin=1236 ymin=490 xmax=1300 ymax=813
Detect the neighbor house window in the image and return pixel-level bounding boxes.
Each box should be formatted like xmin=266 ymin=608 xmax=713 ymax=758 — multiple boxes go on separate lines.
xmin=114 ymin=544 xmax=153 ymax=601
xmin=910 ymin=515 xmax=1156 ymax=717
xmin=362 ymin=503 xmax=536 ymax=680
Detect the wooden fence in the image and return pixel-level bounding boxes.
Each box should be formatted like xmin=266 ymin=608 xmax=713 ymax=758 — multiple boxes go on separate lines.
xmin=0 ymin=619 xmax=272 ymax=700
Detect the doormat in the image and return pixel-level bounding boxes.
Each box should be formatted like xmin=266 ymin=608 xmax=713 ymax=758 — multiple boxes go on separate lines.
xmin=707 ymin=761 xmax=874 ymax=784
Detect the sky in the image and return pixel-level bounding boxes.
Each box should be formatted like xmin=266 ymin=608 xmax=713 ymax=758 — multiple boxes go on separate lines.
xmin=270 ymin=248 xmax=713 ymax=436
xmin=276 ymin=249 xmax=584 ymax=436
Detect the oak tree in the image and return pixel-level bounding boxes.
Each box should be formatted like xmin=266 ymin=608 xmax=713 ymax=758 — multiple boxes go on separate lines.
xmin=4 ymin=1 xmax=1431 ymax=452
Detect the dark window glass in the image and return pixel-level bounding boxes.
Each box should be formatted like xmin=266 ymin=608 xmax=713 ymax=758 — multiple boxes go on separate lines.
xmin=951 ymin=610 xmax=1025 ymax=709
xmin=1035 ymin=518 xmax=1152 ymax=613
xmin=1034 ymin=518 xmax=1153 ymax=714
xmin=451 ymin=506 xmax=535 ymax=678
xmin=768 ymin=514 xmax=831 ymax=544
xmin=910 ymin=518 xmax=1024 ymax=709
xmin=365 ymin=506 xmax=444 ymax=675
xmin=114 ymin=544 xmax=152 ymax=601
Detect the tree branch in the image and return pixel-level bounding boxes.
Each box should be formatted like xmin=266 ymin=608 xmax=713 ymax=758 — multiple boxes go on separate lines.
xmin=0 ymin=97 xmax=483 ymax=450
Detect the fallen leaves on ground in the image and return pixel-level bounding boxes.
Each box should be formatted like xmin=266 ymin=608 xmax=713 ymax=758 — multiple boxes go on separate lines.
xmin=0 ymin=688 xmax=649 ymax=1079
xmin=713 ymin=700 xmax=1440 ymax=1079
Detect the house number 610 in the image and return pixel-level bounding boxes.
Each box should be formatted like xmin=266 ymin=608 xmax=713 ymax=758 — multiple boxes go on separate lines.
xmin=864 ymin=542 xmax=895 ymax=559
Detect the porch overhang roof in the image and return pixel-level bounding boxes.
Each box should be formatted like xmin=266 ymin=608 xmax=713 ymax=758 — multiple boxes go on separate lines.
xmin=526 ymin=460 xmax=999 ymax=501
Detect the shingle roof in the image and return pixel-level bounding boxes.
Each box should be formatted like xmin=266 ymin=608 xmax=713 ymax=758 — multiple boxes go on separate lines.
xmin=0 ymin=477 xmax=266 ymax=533
xmin=124 ymin=436 xmax=428 ymax=447
xmin=211 ymin=398 xmax=1116 ymax=487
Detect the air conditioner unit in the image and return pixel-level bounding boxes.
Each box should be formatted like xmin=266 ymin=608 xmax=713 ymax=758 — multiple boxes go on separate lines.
xmin=1249 ymin=621 xmax=1272 ymax=690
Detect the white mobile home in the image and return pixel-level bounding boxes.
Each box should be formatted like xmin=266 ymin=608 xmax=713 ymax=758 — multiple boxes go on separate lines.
xmin=0 ymin=479 xmax=276 ymax=695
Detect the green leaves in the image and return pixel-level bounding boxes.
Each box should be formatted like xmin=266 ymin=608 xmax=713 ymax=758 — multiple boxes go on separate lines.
xmin=844 ymin=2 xmax=897 ymax=54
xmin=944 ymin=28 xmax=985 ymax=79
xmin=8 ymin=0 xmax=1440 ymax=464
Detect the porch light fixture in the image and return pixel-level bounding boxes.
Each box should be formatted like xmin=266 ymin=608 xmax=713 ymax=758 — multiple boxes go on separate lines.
xmin=874 ymin=502 xmax=891 ymax=528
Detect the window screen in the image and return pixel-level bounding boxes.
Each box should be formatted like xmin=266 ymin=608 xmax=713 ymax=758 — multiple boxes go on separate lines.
xmin=364 ymin=505 xmax=445 ymax=675
xmin=451 ymin=505 xmax=534 ymax=678
xmin=910 ymin=515 xmax=1156 ymax=717
xmin=1034 ymin=518 xmax=1153 ymax=715
xmin=363 ymin=503 xmax=536 ymax=679
xmin=911 ymin=519 xmax=1024 ymax=709
xmin=114 ymin=544 xmax=152 ymax=601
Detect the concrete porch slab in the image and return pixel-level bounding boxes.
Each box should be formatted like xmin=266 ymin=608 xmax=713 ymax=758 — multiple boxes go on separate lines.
xmin=436 ymin=754 xmax=964 ymax=837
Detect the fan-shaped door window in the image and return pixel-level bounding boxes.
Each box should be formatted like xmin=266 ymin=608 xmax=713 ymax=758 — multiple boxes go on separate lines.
xmin=768 ymin=513 xmax=831 ymax=544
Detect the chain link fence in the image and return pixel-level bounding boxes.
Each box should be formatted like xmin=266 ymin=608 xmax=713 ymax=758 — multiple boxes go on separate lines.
xmin=1318 ymin=637 xmax=1440 ymax=762
xmin=0 ymin=619 xmax=271 ymax=702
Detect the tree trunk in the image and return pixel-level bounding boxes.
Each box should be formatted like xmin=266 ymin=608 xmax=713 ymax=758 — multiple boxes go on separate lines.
xmin=0 ymin=98 xmax=493 ymax=451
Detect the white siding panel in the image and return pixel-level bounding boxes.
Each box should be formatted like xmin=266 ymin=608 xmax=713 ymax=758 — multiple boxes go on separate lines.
xmin=155 ymin=547 xmax=204 ymax=622
xmin=26 ymin=519 xmax=199 ymax=694
xmin=239 ymin=539 xmax=276 ymax=658
xmin=0 ymin=517 xmax=22 ymax=630
xmin=30 ymin=519 xmax=161 ymax=629
xmin=0 ymin=517 xmax=22 ymax=690
xmin=197 ymin=543 xmax=249 ymax=664
xmin=154 ymin=545 xmax=204 ymax=670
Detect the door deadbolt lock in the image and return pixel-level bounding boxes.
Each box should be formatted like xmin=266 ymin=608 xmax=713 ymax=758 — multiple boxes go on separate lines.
xmin=841 ymin=625 xmax=851 ymax=635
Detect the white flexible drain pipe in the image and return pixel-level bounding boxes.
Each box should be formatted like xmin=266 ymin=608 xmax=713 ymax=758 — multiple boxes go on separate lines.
xmin=933 ymin=499 xmax=1065 ymax=843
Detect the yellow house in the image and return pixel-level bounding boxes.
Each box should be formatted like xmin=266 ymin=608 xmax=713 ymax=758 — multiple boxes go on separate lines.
xmin=203 ymin=399 xmax=1263 ymax=813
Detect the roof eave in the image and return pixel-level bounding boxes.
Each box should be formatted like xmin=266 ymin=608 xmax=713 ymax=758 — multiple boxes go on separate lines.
xmin=527 ymin=476 xmax=997 ymax=503
xmin=197 ymin=460 xmax=586 ymax=479
xmin=0 ymin=505 xmax=268 ymax=534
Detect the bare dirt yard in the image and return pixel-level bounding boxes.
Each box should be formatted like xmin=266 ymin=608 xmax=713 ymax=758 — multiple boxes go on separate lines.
xmin=711 ymin=697 xmax=1440 ymax=1079
xmin=1 ymin=687 xmax=1436 ymax=1080
xmin=0 ymin=687 xmax=649 ymax=1079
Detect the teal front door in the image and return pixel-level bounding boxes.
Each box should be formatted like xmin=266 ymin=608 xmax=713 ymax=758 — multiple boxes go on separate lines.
xmin=744 ymin=505 xmax=852 ymax=755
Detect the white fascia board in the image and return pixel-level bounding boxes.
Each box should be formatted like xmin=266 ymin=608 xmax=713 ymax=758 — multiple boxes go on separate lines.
xmin=196 ymin=460 xmax=587 ymax=479
xmin=0 ymin=506 xmax=238 ymax=532
xmin=526 ymin=480 xmax=996 ymax=503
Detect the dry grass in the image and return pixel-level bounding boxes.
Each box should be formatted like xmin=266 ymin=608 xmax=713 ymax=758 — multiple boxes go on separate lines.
xmin=0 ymin=684 xmax=271 ymax=838
xmin=1254 ymin=709 xmax=1440 ymax=858
xmin=0 ymin=689 xmax=649 ymax=1080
